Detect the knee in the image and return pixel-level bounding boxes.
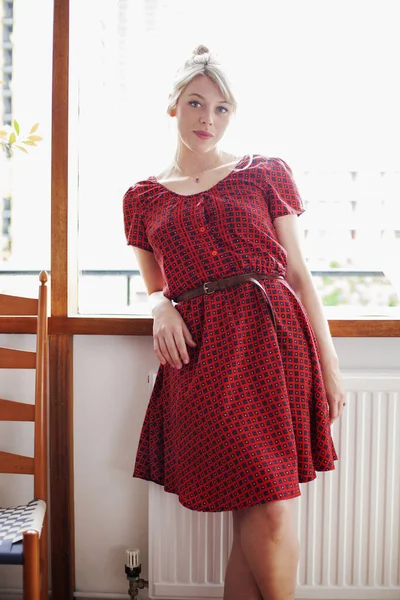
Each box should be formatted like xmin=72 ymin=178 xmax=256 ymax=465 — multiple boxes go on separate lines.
xmin=241 ymin=500 xmax=295 ymax=542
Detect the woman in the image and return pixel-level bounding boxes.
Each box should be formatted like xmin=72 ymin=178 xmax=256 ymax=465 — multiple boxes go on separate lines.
xmin=123 ymin=45 xmax=344 ymax=600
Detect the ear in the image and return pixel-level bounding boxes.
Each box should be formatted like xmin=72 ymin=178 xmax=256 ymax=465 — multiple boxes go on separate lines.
xmin=167 ymin=93 xmax=176 ymax=117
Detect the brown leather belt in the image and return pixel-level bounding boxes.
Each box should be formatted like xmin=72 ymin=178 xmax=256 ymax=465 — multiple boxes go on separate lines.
xmin=173 ymin=272 xmax=283 ymax=330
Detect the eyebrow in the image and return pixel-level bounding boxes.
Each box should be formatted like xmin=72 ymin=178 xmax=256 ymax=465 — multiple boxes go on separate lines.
xmin=188 ymin=93 xmax=230 ymax=104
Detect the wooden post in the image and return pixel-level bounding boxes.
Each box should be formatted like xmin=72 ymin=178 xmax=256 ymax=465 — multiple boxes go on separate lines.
xmin=50 ymin=1 xmax=75 ymax=599
xmin=49 ymin=335 xmax=75 ymax=599
xmin=23 ymin=531 xmax=41 ymax=600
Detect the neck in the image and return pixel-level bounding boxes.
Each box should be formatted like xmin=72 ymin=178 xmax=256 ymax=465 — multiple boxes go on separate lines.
xmin=173 ymin=147 xmax=225 ymax=177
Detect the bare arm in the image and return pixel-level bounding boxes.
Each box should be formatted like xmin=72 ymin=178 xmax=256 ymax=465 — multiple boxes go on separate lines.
xmin=133 ymin=247 xmax=196 ymax=367
xmin=273 ymin=214 xmax=345 ymax=422
xmin=133 ymin=245 xmax=170 ymax=311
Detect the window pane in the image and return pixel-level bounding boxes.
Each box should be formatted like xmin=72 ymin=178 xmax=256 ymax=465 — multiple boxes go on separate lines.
xmin=0 ymin=0 xmax=52 ymax=298
xmin=72 ymin=0 xmax=400 ymax=316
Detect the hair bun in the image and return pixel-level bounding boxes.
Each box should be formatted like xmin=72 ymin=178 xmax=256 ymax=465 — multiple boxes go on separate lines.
xmin=192 ymin=45 xmax=210 ymax=56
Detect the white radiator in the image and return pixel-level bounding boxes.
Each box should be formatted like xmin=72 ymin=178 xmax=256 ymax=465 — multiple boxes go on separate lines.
xmin=148 ymin=371 xmax=400 ymax=600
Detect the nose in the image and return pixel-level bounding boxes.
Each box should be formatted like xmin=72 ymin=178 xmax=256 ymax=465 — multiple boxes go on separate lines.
xmin=200 ymin=110 xmax=213 ymax=127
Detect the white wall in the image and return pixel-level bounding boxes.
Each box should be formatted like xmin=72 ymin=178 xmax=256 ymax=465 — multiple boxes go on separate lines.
xmin=73 ymin=336 xmax=158 ymax=597
xmin=0 ymin=336 xmax=399 ymax=597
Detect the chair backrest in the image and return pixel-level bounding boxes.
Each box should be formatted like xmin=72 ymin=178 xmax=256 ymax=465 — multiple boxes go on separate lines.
xmin=0 ymin=271 xmax=49 ymax=502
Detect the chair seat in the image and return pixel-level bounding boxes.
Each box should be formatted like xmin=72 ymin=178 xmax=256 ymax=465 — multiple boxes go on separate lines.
xmin=0 ymin=499 xmax=46 ymax=565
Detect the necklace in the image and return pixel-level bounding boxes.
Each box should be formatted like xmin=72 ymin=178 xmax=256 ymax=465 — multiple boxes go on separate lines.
xmin=173 ymin=160 xmax=222 ymax=183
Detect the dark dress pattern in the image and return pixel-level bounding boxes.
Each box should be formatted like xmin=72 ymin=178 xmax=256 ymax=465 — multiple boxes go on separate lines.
xmin=123 ymin=154 xmax=338 ymax=512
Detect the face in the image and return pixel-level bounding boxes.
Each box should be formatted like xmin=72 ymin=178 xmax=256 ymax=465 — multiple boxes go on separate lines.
xmin=171 ymin=75 xmax=233 ymax=154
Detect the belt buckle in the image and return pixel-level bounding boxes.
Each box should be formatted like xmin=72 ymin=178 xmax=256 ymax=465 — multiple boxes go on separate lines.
xmin=203 ymin=281 xmax=215 ymax=294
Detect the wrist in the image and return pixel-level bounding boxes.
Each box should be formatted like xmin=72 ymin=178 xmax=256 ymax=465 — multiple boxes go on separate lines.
xmin=320 ymin=352 xmax=340 ymax=372
xmin=148 ymin=291 xmax=172 ymax=317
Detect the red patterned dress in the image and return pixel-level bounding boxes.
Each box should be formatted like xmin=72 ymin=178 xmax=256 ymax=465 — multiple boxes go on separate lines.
xmin=123 ymin=154 xmax=337 ymax=512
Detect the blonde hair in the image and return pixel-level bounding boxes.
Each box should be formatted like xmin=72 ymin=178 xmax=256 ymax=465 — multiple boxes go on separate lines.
xmin=167 ymin=45 xmax=237 ymax=115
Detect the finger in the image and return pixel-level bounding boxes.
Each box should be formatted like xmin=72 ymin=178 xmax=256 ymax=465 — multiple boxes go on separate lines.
xmin=338 ymin=397 xmax=346 ymax=417
xmin=155 ymin=337 xmax=171 ymax=366
xmin=158 ymin=336 xmax=176 ymax=367
xmin=329 ymin=403 xmax=339 ymax=424
xmin=163 ymin=333 xmax=183 ymax=368
xmin=182 ymin=322 xmax=197 ymax=347
xmin=174 ymin=331 xmax=191 ymax=365
xmin=153 ymin=338 xmax=167 ymax=366
xmin=329 ymin=394 xmax=346 ymax=424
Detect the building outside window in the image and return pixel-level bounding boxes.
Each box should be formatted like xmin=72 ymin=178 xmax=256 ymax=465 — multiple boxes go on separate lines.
xmin=0 ymin=0 xmax=52 ymax=297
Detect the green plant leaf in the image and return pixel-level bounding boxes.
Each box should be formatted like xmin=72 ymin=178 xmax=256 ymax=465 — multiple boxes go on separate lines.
xmin=9 ymin=132 xmax=16 ymax=144
xmin=27 ymin=135 xmax=43 ymax=142
xmin=22 ymin=140 xmax=37 ymax=146
xmin=30 ymin=123 xmax=40 ymax=134
xmin=13 ymin=119 xmax=20 ymax=135
xmin=0 ymin=130 xmax=8 ymax=139
xmin=15 ymin=144 xmax=29 ymax=154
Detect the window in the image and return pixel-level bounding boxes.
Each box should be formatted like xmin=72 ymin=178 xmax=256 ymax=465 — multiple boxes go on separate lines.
xmin=0 ymin=0 xmax=52 ymax=299
xmin=295 ymin=169 xmax=400 ymax=317
xmin=71 ymin=0 xmax=400 ymax=317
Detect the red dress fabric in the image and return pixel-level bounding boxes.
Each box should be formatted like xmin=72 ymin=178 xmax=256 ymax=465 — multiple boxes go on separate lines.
xmin=123 ymin=154 xmax=338 ymax=512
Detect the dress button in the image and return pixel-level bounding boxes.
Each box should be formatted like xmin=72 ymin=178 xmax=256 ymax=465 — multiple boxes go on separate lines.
xmin=200 ymin=227 xmax=206 ymax=233
xmin=211 ymin=250 xmax=218 ymax=256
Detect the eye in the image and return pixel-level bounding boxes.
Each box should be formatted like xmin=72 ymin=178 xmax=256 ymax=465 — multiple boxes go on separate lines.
xmin=189 ymin=100 xmax=201 ymax=108
xmin=217 ymin=106 xmax=229 ymax=114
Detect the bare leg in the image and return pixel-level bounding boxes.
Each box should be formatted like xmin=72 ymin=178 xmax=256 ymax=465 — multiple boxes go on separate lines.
xmin=223 ymin=512 xmax=263 ymax=600
xmin=238 ymin=498 xmax=300 ymax=600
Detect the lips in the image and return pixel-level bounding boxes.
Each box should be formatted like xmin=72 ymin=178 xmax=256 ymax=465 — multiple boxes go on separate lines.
xmin=193 ymin=130 xmax=214 ymax=140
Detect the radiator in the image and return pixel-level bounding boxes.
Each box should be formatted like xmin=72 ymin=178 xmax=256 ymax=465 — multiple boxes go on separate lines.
xmin=148 ymin=371 xmax=400 ymax=600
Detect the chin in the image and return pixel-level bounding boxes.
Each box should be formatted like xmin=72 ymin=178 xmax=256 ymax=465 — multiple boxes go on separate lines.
xmin=179 ymin=132 xmax=220 ymax=154
xmin=192 ymin=139 xmax=219 ymax=153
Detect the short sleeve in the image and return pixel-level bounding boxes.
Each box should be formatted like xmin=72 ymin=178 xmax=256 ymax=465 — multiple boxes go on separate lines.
xmin=263 ymin=157 xmax=305 ymax=221
xmin=122 ymin=184 xmax=153 ymax=252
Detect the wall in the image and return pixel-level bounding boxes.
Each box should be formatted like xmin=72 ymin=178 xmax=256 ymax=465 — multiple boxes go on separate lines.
xmin=0 ymin=336 xmax=399 ymax=598
xmin=73 ymin=336 xmax=157 ymax=598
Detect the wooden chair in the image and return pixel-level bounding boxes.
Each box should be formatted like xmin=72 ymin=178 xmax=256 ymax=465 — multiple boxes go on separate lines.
xmin=0 ymin=272 xmax=49 ymax=600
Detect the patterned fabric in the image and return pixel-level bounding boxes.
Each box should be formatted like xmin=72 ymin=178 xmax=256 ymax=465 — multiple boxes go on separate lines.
xmin=0 ymin=499 xmax=46 ymax=545
xmin=123 ymin=154 xmax=338 ymax=512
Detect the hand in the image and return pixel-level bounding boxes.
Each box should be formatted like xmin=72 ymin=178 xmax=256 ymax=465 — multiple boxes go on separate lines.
xmin=152 ymin=301 xmax=197 ymax=368
xmin=321 ymin=363 xmax=346 ymax=424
